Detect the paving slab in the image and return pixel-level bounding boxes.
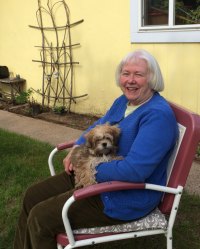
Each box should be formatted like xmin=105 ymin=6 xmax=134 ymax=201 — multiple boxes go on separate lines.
xmin=0 ymin=110 xmax=83 ymax=146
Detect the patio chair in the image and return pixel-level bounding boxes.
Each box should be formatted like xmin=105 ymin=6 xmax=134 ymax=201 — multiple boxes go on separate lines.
xmin=48 ymin=101 xmax=200 ymax=249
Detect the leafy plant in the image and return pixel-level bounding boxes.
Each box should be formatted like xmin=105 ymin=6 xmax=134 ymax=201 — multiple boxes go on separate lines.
xmin=196 ymin=143 xmax=200 ymax=158
xmin=14 ymin=89 xmax=33 ymax=105
xmin=191 ymin=5 xmax=200 ymax=23
xmin=153 ymin=0 xmax=200 ymax=24
xmin=29 ymin=98 xmax=41 ymax=116
xmin=53 ymin=106 xmax=65 ymax=114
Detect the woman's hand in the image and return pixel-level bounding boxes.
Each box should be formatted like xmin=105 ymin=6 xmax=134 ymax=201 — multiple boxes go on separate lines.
xmin=63 ymin=152 xmax=73 ymax=175
xmin=63 ymin=145 xmax=79 ymax=175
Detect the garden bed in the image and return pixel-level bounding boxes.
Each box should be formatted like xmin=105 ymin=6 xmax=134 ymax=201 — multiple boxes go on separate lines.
xmin=0 ymin=99 xmax=98 ymax=130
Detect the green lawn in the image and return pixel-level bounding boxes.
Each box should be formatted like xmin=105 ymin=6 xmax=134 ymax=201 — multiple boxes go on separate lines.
xmin=0 ymin=128 xmax=199 ymax=249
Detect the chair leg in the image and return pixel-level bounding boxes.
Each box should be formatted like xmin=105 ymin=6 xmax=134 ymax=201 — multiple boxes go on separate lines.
xmin=57 ymin=243 xmax=63 ymax=249
xmin=166 ymin=230 xmax=173 ymax=249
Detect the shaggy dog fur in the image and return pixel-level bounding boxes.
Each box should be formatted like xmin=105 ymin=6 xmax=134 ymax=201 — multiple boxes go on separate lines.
xmin=70 ymin=124 xmax=121 ymax=189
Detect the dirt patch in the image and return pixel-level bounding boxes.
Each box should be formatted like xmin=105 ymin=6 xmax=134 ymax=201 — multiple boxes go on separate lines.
xmin=37 ymin=112 xmax=98 ymax=130
xmin=0 ymin=100 xmax=99 ymax=131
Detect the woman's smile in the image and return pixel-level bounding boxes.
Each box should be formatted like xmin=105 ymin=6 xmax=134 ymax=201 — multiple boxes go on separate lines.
xmin=119 ymin=59 xmax=153 ymax=106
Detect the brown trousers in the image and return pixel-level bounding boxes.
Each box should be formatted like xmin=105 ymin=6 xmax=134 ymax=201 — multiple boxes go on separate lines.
xmin=13 ymin=172 xmax=123 ymax=249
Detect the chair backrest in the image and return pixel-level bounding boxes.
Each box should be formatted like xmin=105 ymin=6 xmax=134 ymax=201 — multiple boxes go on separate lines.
xmin=159 ymin=102 xmax=200 ymax=214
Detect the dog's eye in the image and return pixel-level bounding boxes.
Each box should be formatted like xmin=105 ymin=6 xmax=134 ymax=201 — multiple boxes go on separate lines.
xmin=95 ymin=137 xmax=103 ymax=144
xmin=105 ymin=135 xmax=113 ymax=141
xmin=96 ymin=136 xmax=102 ymax=142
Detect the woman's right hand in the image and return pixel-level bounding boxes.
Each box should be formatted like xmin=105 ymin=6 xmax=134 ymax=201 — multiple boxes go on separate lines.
xmin=63 ymin=152 xmax=74 ymax=175
xmin=63 ymin=145 xmax=79 ymax=175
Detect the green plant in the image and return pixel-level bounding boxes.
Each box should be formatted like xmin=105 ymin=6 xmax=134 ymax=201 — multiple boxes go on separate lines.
xmin=14 ymin=89 xmax=33 ymax=105
xmin=191 ymin=5 xmax=200 ymax=23
xmin=196 ymin=142 xmax=200 ymax=158
xmin=153 ymin=0 xmax=200 ymax=24
xmin=53 ymin=105 xmax=65 ymax=114
xmin=29 ymin=100 xmax=41 ymax=116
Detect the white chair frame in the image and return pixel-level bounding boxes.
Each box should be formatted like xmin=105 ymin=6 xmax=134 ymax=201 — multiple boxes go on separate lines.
xmin=48 ymin=102 xmax=200 ymax=249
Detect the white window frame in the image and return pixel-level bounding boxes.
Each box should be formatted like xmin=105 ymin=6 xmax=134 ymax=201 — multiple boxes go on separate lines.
xmin=130 ymin=0 xmax=200 ymax=43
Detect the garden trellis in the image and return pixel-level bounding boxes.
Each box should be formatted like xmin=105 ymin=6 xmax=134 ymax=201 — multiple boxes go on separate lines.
xmin=29 ymin=0 xmax=87 ymax=111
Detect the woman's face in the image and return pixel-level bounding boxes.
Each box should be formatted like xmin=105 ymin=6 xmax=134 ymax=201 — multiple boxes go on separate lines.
xmin=119 ymin=59 xmax=153 ymax=106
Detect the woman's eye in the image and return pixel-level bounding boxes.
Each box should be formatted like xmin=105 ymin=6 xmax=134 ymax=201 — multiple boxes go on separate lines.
xmin=121 ymin=72 xmax=129 ymax=76
xmin=136 ymin=73 xmax=143 ymax=77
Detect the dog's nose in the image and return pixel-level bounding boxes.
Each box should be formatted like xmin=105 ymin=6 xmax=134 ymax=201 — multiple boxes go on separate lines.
xmin=102 ymin=142 xmax=107 ymax=148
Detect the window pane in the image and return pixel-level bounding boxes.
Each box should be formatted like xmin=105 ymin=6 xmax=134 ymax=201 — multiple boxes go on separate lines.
xmin=175 ymin=0 xmax=200 ymax=25
xmin=143 ymin=0 xmax=168 ymax=26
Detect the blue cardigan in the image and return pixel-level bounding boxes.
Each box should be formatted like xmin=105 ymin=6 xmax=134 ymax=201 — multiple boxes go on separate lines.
xmin=76 ymin=92 xmax=178 ymax=221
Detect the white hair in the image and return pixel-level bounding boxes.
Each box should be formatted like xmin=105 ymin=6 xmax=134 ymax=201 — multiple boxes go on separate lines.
xmin=115 ymin=49 xmax=164 ymax=92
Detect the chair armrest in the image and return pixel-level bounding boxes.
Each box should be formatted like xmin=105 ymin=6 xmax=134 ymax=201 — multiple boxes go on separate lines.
xmin=48 ymin=140 xmax=76 ymax=176
xmin=73 ymin=181 xmax=183 ymax=201
xmin=74 ymin=181 xmax=145 ymax=200
xmin=57 ymin=140 xmax=76 ymax=150
xmin=73 ymin=181 xmax=183 ymax=200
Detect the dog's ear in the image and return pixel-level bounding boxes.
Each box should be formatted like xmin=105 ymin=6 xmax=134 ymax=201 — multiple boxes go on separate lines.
xmin=84 ymin=130 xmax=94 ymax=148
xmin=111 ymin=125 xmax=121 ymax=137
xmin=110 ymin=125 xmax=121 ymax=144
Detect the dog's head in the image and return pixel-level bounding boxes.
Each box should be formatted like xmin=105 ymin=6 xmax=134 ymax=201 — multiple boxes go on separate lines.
xmin=84 ymin=124 xmax=120 ymax=156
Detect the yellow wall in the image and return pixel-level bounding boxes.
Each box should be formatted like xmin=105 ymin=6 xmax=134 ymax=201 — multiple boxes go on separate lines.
xmin=0 ymin=0 xmax=200 ymax=116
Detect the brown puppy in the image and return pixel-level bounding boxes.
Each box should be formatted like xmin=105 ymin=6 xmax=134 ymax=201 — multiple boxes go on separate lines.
xmin=70 ymin=123 xmax=121 ymax=189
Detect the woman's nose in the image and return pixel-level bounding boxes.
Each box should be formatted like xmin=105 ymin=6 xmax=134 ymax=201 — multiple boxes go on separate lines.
xmin=127 ymin=74 xmax=136 ymax=83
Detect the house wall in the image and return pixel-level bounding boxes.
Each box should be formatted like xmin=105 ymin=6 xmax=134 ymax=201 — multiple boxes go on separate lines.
xmin=0 ymin=0 xmax=200 ymax=116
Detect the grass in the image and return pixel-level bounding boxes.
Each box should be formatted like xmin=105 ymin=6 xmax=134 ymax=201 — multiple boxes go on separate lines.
xmin=0 ymin=128 xmax=65 ymax=249
xmin=0 ymin=128 xmax=200 ymax=249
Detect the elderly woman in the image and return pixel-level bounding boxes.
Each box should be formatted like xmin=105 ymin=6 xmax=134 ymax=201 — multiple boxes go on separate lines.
xmin=14 ymin=49 xmax=178 ymax=249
